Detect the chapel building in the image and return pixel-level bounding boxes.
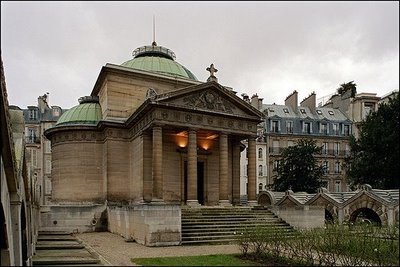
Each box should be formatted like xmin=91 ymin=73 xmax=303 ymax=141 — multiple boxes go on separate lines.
xmin=43 ymin=42 xmax=263 ymax=245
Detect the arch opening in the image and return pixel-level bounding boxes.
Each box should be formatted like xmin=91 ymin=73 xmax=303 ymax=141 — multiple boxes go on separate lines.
xmin=349 ymin=208 xmax=382 ymax=226
xmin=258 ymin=193 xmax=271 ymax=206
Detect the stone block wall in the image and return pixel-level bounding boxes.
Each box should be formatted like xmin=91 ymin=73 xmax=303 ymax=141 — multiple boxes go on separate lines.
xmin=40 ymin=204 xmax=107 ymax=233
xmin=272 ymin=205 xmax=325 ymax=229
xmin=108 ymin=204 xmax=181 ymax=246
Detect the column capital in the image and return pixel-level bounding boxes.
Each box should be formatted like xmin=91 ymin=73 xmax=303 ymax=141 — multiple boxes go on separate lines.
xmin=187 ymin=127 xmax=199 ymax=133
xmin=152 ymin=123 xmax=165 ymax=129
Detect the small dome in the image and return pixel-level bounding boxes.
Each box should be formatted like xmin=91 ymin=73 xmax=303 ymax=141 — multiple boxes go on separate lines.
xmin=56 ymin=96 xmax=102 ymax=126
xmin=121 ymin=44 xmax=198 ymax=81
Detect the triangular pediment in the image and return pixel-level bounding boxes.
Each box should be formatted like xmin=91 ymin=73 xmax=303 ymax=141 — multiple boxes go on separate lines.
xmin=153 ymin=81 xmax=264 ymax=120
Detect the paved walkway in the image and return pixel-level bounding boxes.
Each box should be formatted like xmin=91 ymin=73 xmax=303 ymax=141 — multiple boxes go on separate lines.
xmin=75 ymin=232 xmax=241 ymax=266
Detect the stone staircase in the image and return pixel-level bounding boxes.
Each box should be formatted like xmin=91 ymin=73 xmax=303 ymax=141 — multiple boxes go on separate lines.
xmin=181 ymin=207 xmax=295 ymax=245
xmin=32 ymin=230 xmax=104 ymax=266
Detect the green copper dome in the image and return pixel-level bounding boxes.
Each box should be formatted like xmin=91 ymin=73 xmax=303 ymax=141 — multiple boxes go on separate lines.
xmin=56 ymin=96 xmax=102 ymax=126
xmin=121 ymin=43 xmax=198 ymax=81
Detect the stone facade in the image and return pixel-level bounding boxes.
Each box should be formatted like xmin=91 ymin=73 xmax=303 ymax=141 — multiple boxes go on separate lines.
xmin=44 ymin=50 xmax=264 ymax=245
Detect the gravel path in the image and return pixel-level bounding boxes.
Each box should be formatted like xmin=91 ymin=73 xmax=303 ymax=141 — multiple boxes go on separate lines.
xmin=76 ymin=232 xmax=241 ymax=266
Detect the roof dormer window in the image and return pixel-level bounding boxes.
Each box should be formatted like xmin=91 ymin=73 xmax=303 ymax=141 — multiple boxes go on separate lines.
xmin=316 ymin=110 xmax=322 ymax=115
xmin=300 ymin=109 xmax=306 ymax=114
xmin=283 ymin=108 xmax=289 ymax=114
xmin=328 ymin=110 xmax=334 ymax=115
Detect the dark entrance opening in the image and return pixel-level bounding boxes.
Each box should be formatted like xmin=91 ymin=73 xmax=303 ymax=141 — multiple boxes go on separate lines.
xmin=197 ymin=162 xmax=205 ymax=205
xmin=183 ymin=161 xmax=205 ymax=205
xmin=350 ymin=208 xmax=382 ymax=226
xmin=325 ymin=209 xmax=334 ymax=224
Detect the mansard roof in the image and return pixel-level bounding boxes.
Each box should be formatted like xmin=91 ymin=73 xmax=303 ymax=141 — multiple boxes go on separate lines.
xmin=262 ymin=104 xmax=350 ymax=122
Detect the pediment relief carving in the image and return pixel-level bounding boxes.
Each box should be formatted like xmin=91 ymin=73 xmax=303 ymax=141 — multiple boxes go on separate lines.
xmin=182 ymin=89 xmax=236 ymax=114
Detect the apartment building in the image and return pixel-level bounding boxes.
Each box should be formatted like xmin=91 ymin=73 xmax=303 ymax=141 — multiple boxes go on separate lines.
xmin=20 ymin=94 xmax=65 ymax=205
xmin=240 ymin=91 xmax=352 ymax=194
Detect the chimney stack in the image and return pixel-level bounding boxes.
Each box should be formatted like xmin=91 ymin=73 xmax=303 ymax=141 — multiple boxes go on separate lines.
xmin=250 ymin=94 xmax=260 ymax=109
xmin=300 ymin=92 xmax=316 ymax=113
xmin=285 ymin=90 xmax=298 ymax=113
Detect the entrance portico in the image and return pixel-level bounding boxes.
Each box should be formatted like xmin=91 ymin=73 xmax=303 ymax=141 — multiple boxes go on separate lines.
xmin=132 ymin=81 xmax=263 ymax=206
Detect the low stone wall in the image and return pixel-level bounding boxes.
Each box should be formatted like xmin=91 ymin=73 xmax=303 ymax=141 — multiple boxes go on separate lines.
xmin=108 ymin=203 xmax=181 ymax=246
xmin=271 ymin=205 xmax=324 ymax=229
xmin=40 ymin=204 xmax=107 ymax=233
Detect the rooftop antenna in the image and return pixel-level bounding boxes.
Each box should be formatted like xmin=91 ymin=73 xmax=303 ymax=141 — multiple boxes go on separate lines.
xmin=152 ymin=15 xmax=157 ymax=46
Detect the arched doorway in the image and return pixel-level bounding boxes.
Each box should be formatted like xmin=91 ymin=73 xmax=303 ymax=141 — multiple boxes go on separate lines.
xmin=325 ymin=209 xmax=334 ymax=224
xmin=349 ymin=208 xmax=382 ymax=226
xmin=258 ymin=193 xmax=271 ymax=206
xmin=1 ymin=203 xmax=11 ymax=266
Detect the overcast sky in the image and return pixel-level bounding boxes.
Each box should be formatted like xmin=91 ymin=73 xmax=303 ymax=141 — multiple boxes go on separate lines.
xmin=1 ymin=1 xmax=399 ymax=109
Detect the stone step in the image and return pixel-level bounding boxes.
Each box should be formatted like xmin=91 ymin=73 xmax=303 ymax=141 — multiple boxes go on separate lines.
xmin=182 ymin=225 xmax=292 ymax=232
xmin=182 ymin=239 xmax=237 ymax=245
xmin=38 ymin=235 xmax=76 ymax=241
xmin=181 ymin=207 xmax=295 ymax=245
xmin=182 ymin=214 xmax=276 ymax=219
xmin=34 ymin=230 xmax=104 ymax=266
xmin=36 ymin=240 xmax=85 ymax=250
xmin=182 ymin=216 xmax=277 ymax=222
xmin=182 ymin=210 xmax=273 ymax=215
xmin=33 ymin=249 xmax=101 ymax=265
xmin=182 ymin=220 xmax=287 ymax=226
xmin=38 ymin=230 xmax=71 ymax=235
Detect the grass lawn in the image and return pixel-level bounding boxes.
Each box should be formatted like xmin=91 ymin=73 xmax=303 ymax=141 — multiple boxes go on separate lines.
xmin=131 ymin=254 xmax=305 ymax=266
xmin=131 ymin=254 xmax=261 ymax=266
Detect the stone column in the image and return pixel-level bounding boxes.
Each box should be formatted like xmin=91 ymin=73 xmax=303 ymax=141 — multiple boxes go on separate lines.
xmin=232 ymin=141 xmax=241 ymax=205
xmin=142 ymin=132 xmax=152 ymax=202
xmin=152 ymin=126 xmax=163 ymax=201
xmin=187 ymin=129 xmax=199 ymax=206
xmin=247 ymin=136 xmax=257 ymax=206
xmin=219 ymin=133 xmax=230 ymax=206
xmin=338 ymin=207 xmax=344 ymax=224
xmin=387 ymin=207 xmax=394 ymax=226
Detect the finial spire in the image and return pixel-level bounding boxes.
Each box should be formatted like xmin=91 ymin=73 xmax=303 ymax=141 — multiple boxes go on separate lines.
xmin=152 ymin=15 xmax=157 ymax=46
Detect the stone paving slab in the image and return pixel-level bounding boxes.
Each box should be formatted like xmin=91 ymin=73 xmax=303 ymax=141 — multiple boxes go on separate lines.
xmin=76 ymin=232 xmax=241 ymax=266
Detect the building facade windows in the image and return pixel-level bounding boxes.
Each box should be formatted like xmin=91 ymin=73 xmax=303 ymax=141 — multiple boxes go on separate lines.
xmin=335 ymin=180 xmax=341 ymax=192
xmin=344 ymin=124 xmax=350 ymax=136
xmin=258 ymin=165 xmax=263 ymax=176
xmin=334 ymin=142 xmax=340 ymax=156
xmin=271 ymin=120 xmax=280 ymax=133
xmin=323 ymin=161 xmax=329 ymax=175
xmin=273 ymin=160 xmax=280 ymax=171
xmin=320 ymin=123 xmax=328 ymax=135
xmin=335 ymin=162 xmax=341 ymax=174
xmin=27 ymin=128 xmax=37 ymax=143
xmin=363 ymin=102 xmax=375 ymax=119
xmin=286 ymin=121 xmax=293 ymax=133
xmin=322 ymin=142 xmax=328 ymax=155
xmin=258 ymin=183 xmax=263 ymax=191
xmin=29 ymin=108 xmax=38 ymax=120
xmin=332 ymin=123 xmax=339 ymax=135
xmin=303 ymin=122 xmax=312 ymax=134
xmin=258 ymin=148 xmax=263 ymax=159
